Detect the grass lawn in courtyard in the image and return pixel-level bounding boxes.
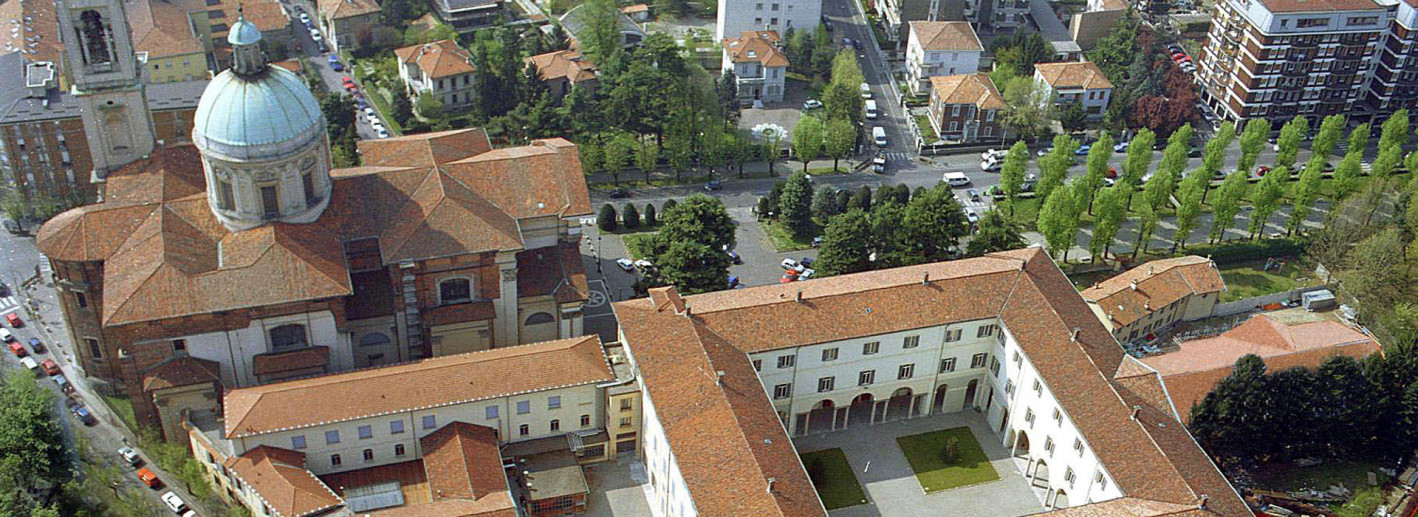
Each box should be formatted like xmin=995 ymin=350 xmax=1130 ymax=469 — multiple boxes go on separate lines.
xmin=896 ymin=427 xmax=1000 ymax=493
xmin=800 ymin=449 xmax=868 ymax=509
xmin=762 ymin=220 xmax=817 ymax=252
xmin=1217 ymin=258 xmax=1316 ymax=302
xmin=620 ymin=232 xmax=660 ymax=260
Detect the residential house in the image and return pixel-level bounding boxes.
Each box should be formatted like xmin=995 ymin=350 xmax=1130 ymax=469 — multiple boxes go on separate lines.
xmin=906 ymin=21 xmax=983 ymax=94
xmin=1069 ymin=0 xmax=1126 ymax=50
xmin=722 ymin=31 xmax=789 ymax=104
xmin=127 ymin=0 xmax=209 ymax=83
xmin=527 ymin=50 xmax=599 ymax=102
xmin=316 ymin=0 xmax=381 ymax=53
xmin=1080 ymin=256 xmax=1225 ymax=345
xmin=1033 ymin=61 xmax=1114 ymax=119
xmin=874 ymin=0 xmax=967 ymax=43
xmin=615 ymin=248 xmax=1253 ymax=515
xmin=716 ymin=0 xmax=821 ymax=41
xmin=1143 ymin=315 xmax=1380 ymax=422
xmin=395 ymin=40 xmax=478 ymax=112
xmin=621 ymin=3 xmax=651 ymax=22
xmin=428 ymin=0 xmax=503 ymax=32
xmin=561 ymin=3 xmax=645 ymax=49
xmin=926 ymin=74 xmax=1004 ymax=142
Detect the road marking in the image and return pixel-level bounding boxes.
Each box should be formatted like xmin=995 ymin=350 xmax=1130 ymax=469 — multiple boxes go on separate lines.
xmin=0 ymin=306 xmax=19 ymax=317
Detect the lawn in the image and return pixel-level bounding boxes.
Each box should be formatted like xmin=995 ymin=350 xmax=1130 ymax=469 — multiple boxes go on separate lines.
xmin=762 ymin=220 xmax=817 ymax=252
xmin=99 ymin=392 xmax=137 ymax=433
xmin=621 ymin=232 xmax=659 ymax=260
xmin=1002 ymin=197 xmax=1042 ymax=231
xmin=1217 ymin=258 xmax=1315 ymax=302
xmin=800 ymin=449 xmax=868 ymax=510
xmin=896 ymin=427 xmax=1000 ymax=493
xmin=914 ymin=114 xmax=938 ymax=141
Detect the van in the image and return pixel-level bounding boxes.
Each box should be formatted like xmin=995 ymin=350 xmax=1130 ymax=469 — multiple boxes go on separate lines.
xmin=872 ymin=127 xmax=887 ymax=147
xmin=865 ymin=100 xmax=878 ymax=119
xmin=943 ymin=172 xmax=971 ymax=187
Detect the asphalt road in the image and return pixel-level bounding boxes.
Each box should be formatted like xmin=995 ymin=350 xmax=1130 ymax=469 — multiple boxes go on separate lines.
xmin=285 ymin=2 xmax=386 ymax=141
xmin=823 ymin=0 xmax=913 ymax=163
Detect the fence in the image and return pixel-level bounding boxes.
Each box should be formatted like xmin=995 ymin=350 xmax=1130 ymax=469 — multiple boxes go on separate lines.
xmin=1211 ymin=285 xmax=1331 ymax=317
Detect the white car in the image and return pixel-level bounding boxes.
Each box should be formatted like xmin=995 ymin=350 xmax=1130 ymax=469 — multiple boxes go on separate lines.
xmin=780 ymin=258 xmax=800 ymax=270
xmin=0 ymin=328 xmax=12 ymax=342
xmin=981 ymin=149 xmax=1007 ymax=161
xmin=297 ymin=12 xmax=310 ymax=24
xmin=308 ymin=28 xmax=323 ymax=42
xmin=181 ymin=511 xmax=198 ymax=517
xmin=981 ymin=159 xmax=1001 ymax=172
xmin=375 ymin=127 xmax=390 ymax=139
xmin=118 ymin=446 xmax=141 ymax=466
xmin=634 ymin=259 xmax=653 ymax=270
xmin=616 ymin=258 xmax=635 ymax=272
xmin=800 ymin=268 xmax=815 ymax=280
xmin=803 ymin=99 xmax=823 ymax=110
xmin=161 ymin=492 xmax=188 ymax=514
xmin=363 ymin=107 xmax=377 ymax=120
xmin=965 ymin=209 xmax=980 ymax=224
xmin=19 ymin=356 xmax=38 ymax=371
xmin=859 ymin=82 xmax=872 ymax=99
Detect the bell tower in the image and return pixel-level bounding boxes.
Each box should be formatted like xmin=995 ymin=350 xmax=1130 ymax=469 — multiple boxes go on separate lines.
xmin=57 ymin=0 xmax=156 ymax=183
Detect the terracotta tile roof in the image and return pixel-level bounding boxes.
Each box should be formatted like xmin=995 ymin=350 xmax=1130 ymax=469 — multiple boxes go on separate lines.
xmin=358 ymin=128 xmax=493 ymax=168
xmin=526 ymin=50 xmax=598 ymax=84
xmin=364 ymin=498 xmax=517 ymax=517
xmin=317 ymin=0 xmax=380 ymax=20
xmin=1082 ymin=256 xmax=1224 ymax=328
xmin=223 ymin=335 xmax=612 ymax=438
xmin=127 ymin=0 xmax=204 ymax=59
xmin=1255 ymin=0 xmax=1382 ymax=13
xmin=1026 ymin=497 xmax=1201 ymax=517
xmin=930 ymin=74 xmax=1005 ymax=110
xmin=235 ymin=1 xmax=292 ymax=34
xmin=142 ymin=356 xmax=222 ymax=391
xmin=0 ymin=0 xmax=62 ymax=65
xmin=375 ymin=170 xmax=524 ymax=263
xmin=621 ymin=3 xmax=649 ymax=13
xmin=1112 ymin=356 xmax=1177 ymax=418
xmin=251 ymin=347 xmax=332 ymax=377
xmin=1142 ymin=316 xmax=1380 ymax=422
xmin=516 ymin=242 xmax=589 ymax=304
xmin=271 ymin=59 xmax=304 ymax=72
xmin=442 ymin=138 xmax=594 ymax=219
xmin=395 ymin=40 xmax=475 ymax=79
xmin=616 ymin=248 xmax=1251 ymax=517
xmin=1035 ymin=61 xmax=1114 ymax=90
xmin=420 ymin=422 xmax=512 ymax=503
xmin=423 ymin=301 xmax=496 ymax=327
xmin=723 ymin=31 xmax=789 ymax=67
xmin=908 ymin=21 xmax=983 ymax=51
xmin=227 ymin=446 xmax=344 ymax=517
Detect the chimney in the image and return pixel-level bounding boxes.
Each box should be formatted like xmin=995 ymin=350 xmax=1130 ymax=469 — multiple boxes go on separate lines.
xmin=1144 ymin=301 xmax=1151 ymax=311
xmin=1198 ymin=495 xmax=1209 ymax=510
xmin=1147 ymin=265 xmax=1154 ymax=276
xmin=1130 ymin=280 xmax=1138 ymax=291
xmin=1070 ymin=328 xmax=1080 ymax=342
xmin=922 ymin=272 xmax=930 ymax=285
xmin=767 ymin=477 xmax=776 ymax=493
xmin=1130 ymin=405 xmax=1142 ymax=421
xmin=715 ymin=370 xmax=725 ymax=386
xmin=795 ymin=291 xmax=803 ymax=303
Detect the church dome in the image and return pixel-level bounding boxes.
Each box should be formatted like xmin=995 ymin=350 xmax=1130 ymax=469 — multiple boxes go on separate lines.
xmin=192 ymin=68 xmax=325 ymax=162
xmin=228 ymin=17 xmax=263 ymax=46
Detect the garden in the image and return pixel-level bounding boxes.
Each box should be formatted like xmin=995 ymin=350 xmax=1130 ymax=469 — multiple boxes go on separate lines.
xmin=800 ymin=448 xmax=868 ymax=510
xmin=895 ymin=427 xmax=1000 ymax=493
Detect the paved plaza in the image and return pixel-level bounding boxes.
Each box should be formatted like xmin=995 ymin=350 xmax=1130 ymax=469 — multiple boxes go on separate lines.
xmin=794 ymin=412 xmax=1047 ymax=517
xmin=583 ymin=455 xmax=654 ymax=517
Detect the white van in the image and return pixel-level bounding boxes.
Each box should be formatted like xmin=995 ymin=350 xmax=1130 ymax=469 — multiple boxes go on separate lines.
xmin=872 ymin=127 xmax=887 ymax=147
xmin=943 ymin=172 xmax=971 ymax=186
xmin=865 ymin=99 xmax=878 ymax=119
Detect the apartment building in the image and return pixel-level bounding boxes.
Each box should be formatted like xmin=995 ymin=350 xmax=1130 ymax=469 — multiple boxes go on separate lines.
xmin=1034 ymin=61 xmax=1114 ymax=119
xmin=926 ymin=74 xmax=1005 ymax=142
xmin=906 ymin=21 xmax=983 ymax=94
xmin=1196 ymin=0 xmax=1391 ymax=123
xmin=614 ymin=247 xmax=1252 ymax=517
xmin=716 ymin=0 xmax=822 ymax=41
xmin=1080 ymin=256 xmax=1225 ymax=345
xmin=874 ymin=0 xmax=966 ymax=43
xmin=429 ymin=0 xmax=503 ymax=32
xmin=395 ymin=39 xmax=478 ymax=111
xmin=1371 ymin=0 xmax=1418 ymax=113
xmin=722 ymin=31 xmax=789 ymax=104
xmin=128 ymin=0 xmax=208 ymax=83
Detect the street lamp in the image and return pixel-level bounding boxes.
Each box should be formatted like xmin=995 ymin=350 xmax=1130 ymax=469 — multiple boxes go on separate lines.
xmin=596 ymin=235 xmax=603 ymax=273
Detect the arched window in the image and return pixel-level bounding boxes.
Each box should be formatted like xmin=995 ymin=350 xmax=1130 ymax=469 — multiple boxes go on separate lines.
xmin=269 ymin=324 xmax=308 ymax=352
xmin=359 ymin=332 xmax=390 ymax=347
xmin=524 ymin=312 xmax=555 ymax=326
xmin=439 ymin=278 xmax=471 ymax=305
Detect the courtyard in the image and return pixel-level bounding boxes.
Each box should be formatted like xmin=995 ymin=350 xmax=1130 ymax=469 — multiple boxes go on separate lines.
xmin=794 ymin=412 xmax=1046 ymax=517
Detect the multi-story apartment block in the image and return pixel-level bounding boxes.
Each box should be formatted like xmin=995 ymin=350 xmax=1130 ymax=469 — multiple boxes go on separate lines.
xmin=429 ymin=0 xmax=503 ymax=32
xmin=927 ymin=74 xmax=1005 ymax=142
xmin=615 ymin=248 xmax=1252 ymax=517
xmin=1034 ymin=61 xmax=1114 ymax=119
xmin=874 ymin=0 xmax=966 ymax=43
xmin=1372 ymin=0 xmax=1418 ymax=113
xmin=1081 ymin=256 xmax=1225 ymax=346
xmin=722 ymin=31 xmax=789 ymax=104
xmin=906 ymin=21 xmax=983 ymax=94
xmin=716 ymin=0 xmax=822 ymax=41
xmin=395 ymin=40 xmax=478 ymax=111
xmin=968 ymin=0 xmax=1029 ymax=29
xmin=1196 ymin=0 xmax=1392 ymax=123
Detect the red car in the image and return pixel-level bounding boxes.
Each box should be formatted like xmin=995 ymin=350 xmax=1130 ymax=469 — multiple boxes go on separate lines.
xmin=9 ymin=342 xmax=26 ymax=357
xmin=6 ymin=313 xmax=21 ymax=327
xmin=1107 ymin=166 xmax=1118 ymax=179
xmin=41 ymin=359 xmax=60 ymax=376
xmin=1256 ymin=165 xmax=1270 ymax=176
xmin=341 ymin=77 xmax=356 ymax=92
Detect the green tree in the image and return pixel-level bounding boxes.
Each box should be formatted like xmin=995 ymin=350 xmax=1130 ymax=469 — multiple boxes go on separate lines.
xmin=780 ymin=172 xmax=816 ymax=237
xmin=578 ymin=0 xmax=626 ymax=66
xmin=1133 ymin=201 xmax=1160 ymax=258
xmin=824 ymin=119 xmax=856 ymax=172
xmin=1248 ymin=165 xmax=1287 ymax=239
xmin=416 ymin=91 xmax=445 ymax=120
xmin=1203 ymin=122 xmax=1236 ymax=178
xmin=1037 ymin=185 xmax=1077 ymax=262
xmin=999 ymin=74 xmax=1050 ymax=140
xmin=644 ymin=203 xmax=658 ymax=226
xmin=812 ymin=188 xmax=840 ymax=223
xmin=1173 ymin=169 xmax=1207 ymax=251
xmin=823 ymin=52 xmax=865 ymax=126
xmin=903 ymin=185 xmax=969 ymax=261
xmin=999 ymin=141 xmax=1030 ymax=214
xmin=1312 ymin=114 xmax=1346 ymax=160
xmin=1380 ymin=109 xmax=1411 ymax=154
xmin=636 ymin=139 xmax=660 ymax=184
xmin=0 ymin=371 xmax=68 ymax=517
xmin=849 ymin=185 xmax=872 ymax=211
xmin=1089 ymin=185 xmax=1128 ymax=263
xmin=1079 ymin=133 xmax=1114 ymax=215
xmin=656 ymin=240 xmax=732 ymax=293
xmin=817 ymin=209 xmax=875 ymax=275
xmin=1347 ymin=226 xmax=1410 ymax=310
xmin=657 ymin=194 xmax=736 ymax=252
xmin=966 ymin=209 xmax=1025 ymax=256
xmin=1189 ymin=355 xmax=1273 ymax=461
xmin=1158 ymin=124 xmax=1194 ymax=185
xmin=664 ymin=134 xmax=693 ymax=182
xmin=1237 ymin=118 xmax=1271 ymax=177
xmin=1373 ymin=145 xmax=1403 ymax=183
xmin=1121 ymin=129 xmax=1157 ymax=207
xmin=793 ymin=116 xmax=826 ymax=172
xmin=603 ymin=132 xmax=635 ymax=185
xmin=1334 ymin=149 xmax=1363 ymax=200
xmin=1209 ymin=171 xmax=1250 ymax=244
xmin=869 ymin=203 xmax=913 ymax=267
xmin=1287 ymin=160 xmax=1323 ymax=236
xmin=622 ymin=203 xmax=641 ymax=230
xmin=1274 ymin=116 xmax=1309 ymax=171
xmin=1036 ymin=134 xmax=1079 ymax=204
xmin=597 ymin=203 xmax=618 ymax=232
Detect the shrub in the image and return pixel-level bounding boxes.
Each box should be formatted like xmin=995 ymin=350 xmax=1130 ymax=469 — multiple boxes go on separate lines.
xmin=941 ymin=436 xmax=960 ymax=464
xmin=597 ymin=203 xmax=618 ymax=232
xmin=623 ymin=203 xmax=641 ymax=230
xmin=1183 ymin=237 xmax=1307 ymax=266
xmin=644 ymin=203 xmax=658 ymax=226
xmin=807 ymin=457 xmax=827 ymax=485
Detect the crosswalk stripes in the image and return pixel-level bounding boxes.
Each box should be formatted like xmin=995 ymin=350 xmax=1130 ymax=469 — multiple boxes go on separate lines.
xmin=38 ymin=253 xmax=51 ymax=276
xmin=0 ymin=296 xmax=15 ymax=310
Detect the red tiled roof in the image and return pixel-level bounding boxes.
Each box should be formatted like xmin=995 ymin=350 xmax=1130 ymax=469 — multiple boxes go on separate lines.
xmin=615 ymin=248 xmax=1251 ymax=517
xmin=723 ymin=31 xmax=789 ymax=67
xmin=1035 ymin=61 xmax=1115 ymax=90
xmin=318 ymin=0 xmax=379 ymax=20
xmin=395 ymin=40 xmax=475 ymax=79
xmin=909 ymin=21 xmax=983 ymax=51
xmin=223 ymin=335 xmax=612 ymax=438
xmin=127 ymin=0 xmax=205 ymax=58
xmin=1142 ymin=316 xmax=1380 ymax=422
xmin=526 ymin=50 xmax=598 ymax=84
xmin=441 ymin=138 xmax=594 ymax=220
xmin=1081 ymin=256 xmax=1224 ymax=328
xmin=227 ymin=446 xmax=344 ymax=517
xmin=516 ymin=242 xmax=589 ymax=304
xmin=251 ymin=347 xmax=332 ymax=377
xmin=1255 ymin=0 xmax=1382 ymax=13
xmin=420 ymin=422 xmax=510 ymax=502
xmin=423 ymin=301 xmax=497 ymax=327
xmin=930 ymin=74 xmax=1005 ymax=110
xmin=142 ymin=356 xmax=222 ymax=391
xmin=357 ymin=128 xmax=493 ymax=169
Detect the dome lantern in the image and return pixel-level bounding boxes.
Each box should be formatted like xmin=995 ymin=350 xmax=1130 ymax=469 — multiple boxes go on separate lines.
xmin=228 ymin=8 xmax=266 ymax=76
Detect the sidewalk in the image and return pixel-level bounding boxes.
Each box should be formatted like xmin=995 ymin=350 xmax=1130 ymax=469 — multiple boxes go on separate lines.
xmin=584 ymin=157 xmax=874 ymax=186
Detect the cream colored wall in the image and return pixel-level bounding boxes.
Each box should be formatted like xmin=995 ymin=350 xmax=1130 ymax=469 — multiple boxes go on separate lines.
xmin=431 ymin=319 xmax=492 ymax=355
xmin=147 ymin=52 xmax=209 ymax=83
xmin=1182 ymin=292 xmax=1217 ymax=321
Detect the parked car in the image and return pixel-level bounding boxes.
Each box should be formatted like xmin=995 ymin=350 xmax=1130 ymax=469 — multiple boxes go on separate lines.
xmin=1074 ymin=145 xmax=1091 ymax=155
xmin=799 ymin=256 xmax=815 ymax=267
xmin=633 ymin=259 xmax=653 ymax=271
xmin=27 ymin=337 xmax=43 ymax=353
xmin=119 ymin=446 xmax=143 ymax=467
xmin=608 ymin=188 xmax=630 ymax=198
xmin=327 ymin=55 xmax=343 ymax=71
xmin=1256 ymin=165 xmax=1270 ymax=176
xmin=53 ymin=374 xmax=72 ymax=393
xmin=802 ymin=99 xmax=823 ymax=110
xmin=8 ymin=342 xmax=25 ymax=357
xmin=20 ymin=356 xmax=38 ymax=372
xmin=704 ymin=179 xmax=722 ymax=191
xmin=308 ymin=27 xmax=323 ymax=43
xmin=297 ymin=11 xmax=311 ymax=24
xmin=615 ymin=258 xmax=635 ymax=272
xmin=965 ymin=209 xmax=980 ymax=224
xmin=779 ymin=274 xmax=797 ymax=283
xmin=1036 ymin=148 xmax=1052 ymax=157
xmin=41 ymin=359 xmax=60 ymax=376
xmin=852 ymin=39 xmax=862 ymax=50
xmin=72 ymin=405 xmax=96 ymax=426
xmin=727 ymin=251 xmax=742 ymax=264
xmin=811 ymin=236 xmax=822 ymax=247
xmin=780 ymin=258 xmax=800 ymax=270
xmin=161 ymin=492 xmax=189 ymax=513
xmin=1113 ymin=141 xmax=1130 ymax=153
xmin=374 ymin=127 xmax=390 ymax=139
xmin=859 ymin=82 xmax=872 ymax=99
xmin=137 ymin=468 xmax=162 ymax=489
xmin=5 ymin=313 xmax=21 ymax=327
xmin=842 ymin=37 xmax=853 ymax=48
xmin=981 ymin=149 xmax=1007 ymax=161
xmin=980 ymin=159 xmax=1001 ymax=172
xmin=1107 ymin=166 xmax=1118 ymax=179
xmin=341 ymin=76 xmax=356 ymax=92
xmin=181 ymin=511 xmax=197 ymax=517
xmin=362 ymin=107 xmax=377 ymax=121
xmin=0 ymin=328 xmax=13 ymax=342
xmin=800 ymin=268 xmax=816 ymax=280
xmin=871 ymin=152 xmax=886 ymax=173
xmin=967 ymin=189 xmax=981 ymax=202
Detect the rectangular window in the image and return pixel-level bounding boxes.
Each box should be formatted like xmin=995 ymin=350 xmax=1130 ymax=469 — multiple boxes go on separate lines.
xmin=548 ymin=396 xmax=561 ymax=409
xmin=898 ymin=364 xmax=915 ymax=379
xmin=581 ymin=414 xmax=591 ymax=427
xmin=390 ymin=420 xmax=405 ymax=434
xmin=260 ymin=185 xmax=279 ymax=216
xmin=971 ymin=353 xmax=987 ymax=368
xmin=551 ymin=419 xmax=560 ymax=431
xmin=858 ymin=370 xmax=875 ymax=386
xmin=1025 ymin=408 xmax=1035 ymax=423
xmin=777 ymin=355 xmax=795 ymax=368
xmin=944 ymin=329 xmax=962 ymax=342
xmin=620 ymin=398 xmax=633 ymax=411
xmin=619 ymin=416 xmax=632 ymax=428
xmin=358 ymin=425 xmax=373 ymax=439
xmin=325 ymin=430 xmax=340 ymax=445
xmin=977 ymin=324 xmax=997 ymax=338
xmin=422 ymin=415 xmax=436 ymax=429
xmin=362 ymin=449 xmax=374 ymax=462
xmin=1065 ymin=467 xmax=1076 ymax=485
xmin=1033 ymin=379 xmax=1042 ymax=393
xmin=1045 ymin=437 xmax=1055 ymax=455
xmin=818 ymin=376 xmax=835 ymax=392
xmin=1073 ymin=438 xmax=1083 ymax=452
xmin=903 ymin=335 xmax=920 ymax=349
xmin=1053 ymin=408 xmax=1062 ymax=423
xmin=989 ymin=357 xmax=1000 ymax=377
xmin=862 ymin=341 xmax=880 ymax=355
xmin=517 ymin=401 xmax=531 ymax=414
xmin=821 ymin=347 xmax=839 ymax=361
xmin=773 ymin=384 xmax=791 ymax=399
xmin=302 ymin=172 xmax=316 ymax=204
xmin=291 ymin=435 xmax=306 ymax=449
xmin=218 ymin=180 xmax=234 ymax=210
xmin=86 ymin=338 xmax=102 ymax=359
xmin=394 ymin=444 xmax=406 ymax=456
xmin=486 ymin=406 xmax=499 ymax=420
xmin=330 ymin=454 xmax=341 ymax=466
xmin=75 ymin=292 xmax=88 ymax=308
xmin=172 ymin=339 xmax=186 ymax=352
xmin=770 ymin=17 xmax=778 ymax=24
xmin=940 ymin=357 xmax=956 ymax=373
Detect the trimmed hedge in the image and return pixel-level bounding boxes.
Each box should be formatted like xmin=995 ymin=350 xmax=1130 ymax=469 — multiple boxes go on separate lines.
xmin=1182 ymin=237 xmax=1307 ymax=266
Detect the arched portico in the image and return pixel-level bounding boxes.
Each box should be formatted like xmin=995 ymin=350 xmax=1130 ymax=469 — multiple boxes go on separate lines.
xmin=848 ymin=393 xmax=876 ymax=427
xmin=886 ymin=387 xmax=915 ymax=422
xmin=1031 ymin=459 xmax=1051 ymax=490
xmin=1052 ymin=489 xmax=1071 ymax=509
xmin=931 ymin=383 xmax=949 ymax=414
